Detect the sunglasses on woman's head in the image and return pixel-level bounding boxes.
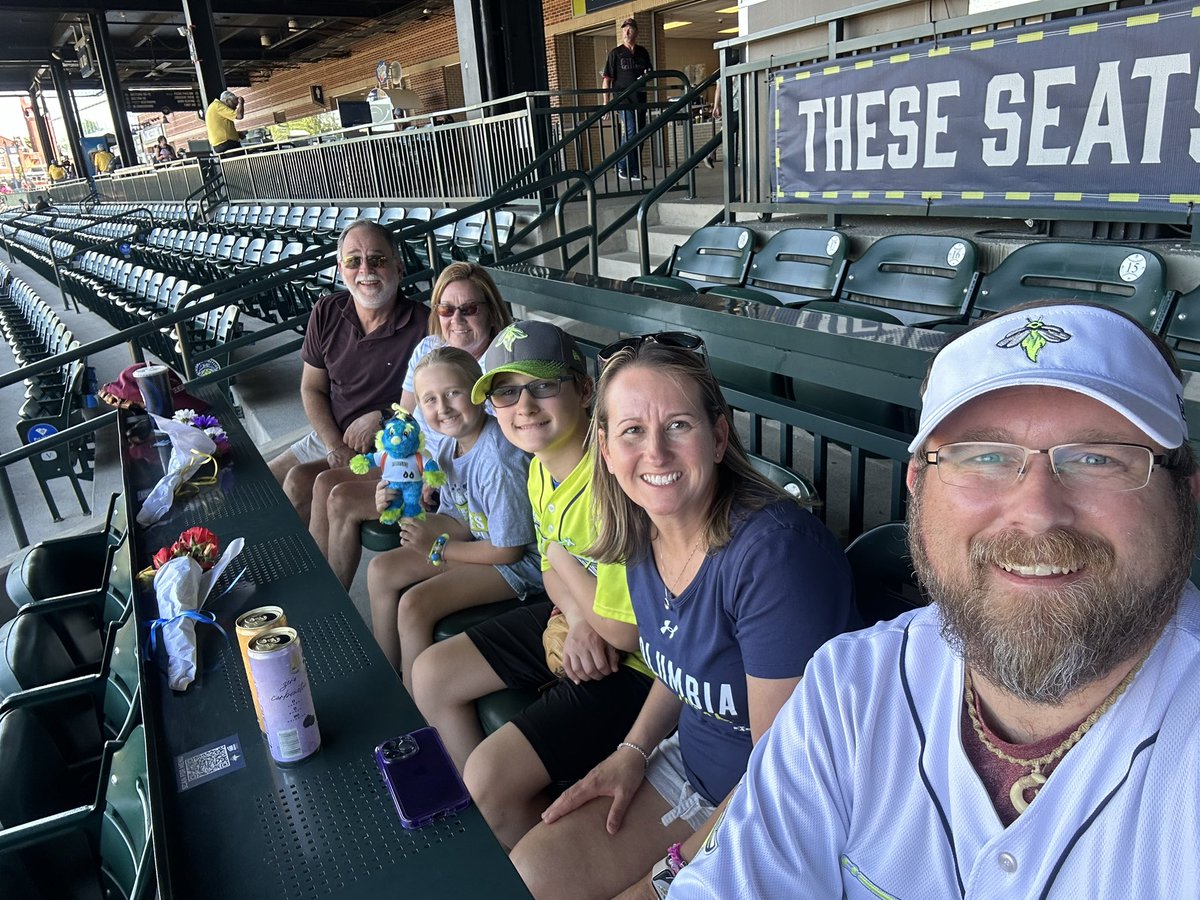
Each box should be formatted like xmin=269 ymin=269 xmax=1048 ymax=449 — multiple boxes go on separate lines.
xmin=597 ymin=332 xmax=706 ymax=368
xmin=436 ymin=302 xmax=482 ymax=318
xmin=340 ymin=254 xmax=391 ymax=269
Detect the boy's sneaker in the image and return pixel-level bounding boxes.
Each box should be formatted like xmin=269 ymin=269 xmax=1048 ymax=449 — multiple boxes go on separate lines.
xmin=629 ymin=174 xmax=643 ymax=182
xmin=704 ymin=156 xmax=715 ymax=169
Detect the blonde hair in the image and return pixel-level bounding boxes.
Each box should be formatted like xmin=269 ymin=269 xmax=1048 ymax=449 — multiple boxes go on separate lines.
xmin=426 ymin=262 xmax=513 ymax=339
xmin=412 ymin=346 xmax=484 ymax=396
xmin=587 ymin=344 xmax=793 ymax=565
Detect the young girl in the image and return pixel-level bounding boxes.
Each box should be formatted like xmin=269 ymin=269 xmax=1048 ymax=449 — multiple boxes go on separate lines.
xmin=367 ymin=347 xmax=542 ymax=687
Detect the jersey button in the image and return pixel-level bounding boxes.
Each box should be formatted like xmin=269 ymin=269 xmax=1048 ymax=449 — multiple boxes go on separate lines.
xmin=998 ymin=852 xmax=1018 ymax=873
xmin=545 ymin=524 xmax=555 ymax=534
xmin=547 ymin=503 xmax=556 ymax=513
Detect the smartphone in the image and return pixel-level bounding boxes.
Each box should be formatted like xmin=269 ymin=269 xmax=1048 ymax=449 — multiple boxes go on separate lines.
xmin=374 ymin=727 xmax=472 ymax=828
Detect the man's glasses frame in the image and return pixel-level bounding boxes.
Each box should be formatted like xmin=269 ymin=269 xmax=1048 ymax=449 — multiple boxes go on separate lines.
xmin=923 ymin=441 xmax=1171 ymax=493
xmin=340 ymin=254 xmax=392 ymax=270
xmin=486 ymin=376 xmax=573 ymax=408
xmin=597 ymin=332 xmax=707 ymax=368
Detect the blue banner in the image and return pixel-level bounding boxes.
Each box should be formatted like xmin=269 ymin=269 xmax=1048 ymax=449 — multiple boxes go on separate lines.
xmin=771 ymin=0 xmax=1200 ymax=214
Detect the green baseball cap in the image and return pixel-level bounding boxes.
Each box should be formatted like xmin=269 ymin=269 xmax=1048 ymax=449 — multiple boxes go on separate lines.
xmin=471 ymin=320 xmax=587 ymax=404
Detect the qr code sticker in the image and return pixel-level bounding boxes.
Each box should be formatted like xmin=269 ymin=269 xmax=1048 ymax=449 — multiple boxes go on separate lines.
xmin=176 ymin=735 xmax=245 ymax=791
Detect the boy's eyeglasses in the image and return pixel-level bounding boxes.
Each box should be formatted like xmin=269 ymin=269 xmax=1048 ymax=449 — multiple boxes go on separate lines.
xmin=597 ymin=332 xmax=706 ymax=368
xmin=487 ymin=376 xmax=572 ymax=408
xmin=340 ymin=254 xmax=391 ymax=269
xmin=437 ymin=302 xmax=482 ymax=318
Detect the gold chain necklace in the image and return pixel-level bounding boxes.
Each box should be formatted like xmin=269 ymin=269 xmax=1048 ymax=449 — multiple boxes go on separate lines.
xmin=964 ymin=657 xmax=1145 ymax=815
xmin=657 ymin=534 xmax=705 ymax=610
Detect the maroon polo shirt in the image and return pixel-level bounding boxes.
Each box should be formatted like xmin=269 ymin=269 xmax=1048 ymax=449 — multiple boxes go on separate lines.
xmin=300 ymin=290 xmax=427 ymax=432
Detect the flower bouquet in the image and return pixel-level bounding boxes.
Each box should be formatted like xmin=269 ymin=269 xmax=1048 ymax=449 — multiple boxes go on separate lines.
xmin=146 ymin=527 xmax=245 ymax=692
xmin=152 ymin=526 xmax=221 ymax=571
xmin=173 ymin=408 xmax=230 ymax=456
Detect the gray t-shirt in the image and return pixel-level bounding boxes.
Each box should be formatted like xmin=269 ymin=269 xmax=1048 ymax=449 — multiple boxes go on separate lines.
xmin=434 ymin=416 xmax=543 ymax=597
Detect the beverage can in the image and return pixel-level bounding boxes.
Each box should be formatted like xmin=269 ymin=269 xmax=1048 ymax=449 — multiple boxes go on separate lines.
xmin=235 ymin=606 xmax=287 ymax=733
xmin=132 ymin=364 xmax=174 ymax=418
xmin=248 ymin=627 xmax=321 ymax=764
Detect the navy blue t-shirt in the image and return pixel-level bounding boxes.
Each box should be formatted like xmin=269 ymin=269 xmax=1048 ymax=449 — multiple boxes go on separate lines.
xmin=631 ymin=500 xmax=855 ymax=804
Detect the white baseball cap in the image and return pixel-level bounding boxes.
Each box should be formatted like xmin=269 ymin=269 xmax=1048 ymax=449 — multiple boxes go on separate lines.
xmin=909 ymin=303 xmax=1187 ymax=454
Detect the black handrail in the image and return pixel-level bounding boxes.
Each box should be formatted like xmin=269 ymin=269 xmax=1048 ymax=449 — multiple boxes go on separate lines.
xmin=636 ymin=132 xmax=725 ymax=275
xmin=557 ymin=70 xmax=720 ymax=273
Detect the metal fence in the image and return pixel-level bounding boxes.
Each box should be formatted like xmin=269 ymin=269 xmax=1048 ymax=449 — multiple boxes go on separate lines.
xmin=221 ymin=110 xmax=538 ymax=204
xmin=42 ymin=85 xmax=702 ymax=212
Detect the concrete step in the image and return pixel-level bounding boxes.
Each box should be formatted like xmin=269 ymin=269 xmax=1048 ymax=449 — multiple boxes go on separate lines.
xmin=654 ymin=200 xmax=726 ymax=228
xmin=598 ymin=249 xmax=657 ymax=283
xmin=622 ymin=223 xmax=693 ymax=262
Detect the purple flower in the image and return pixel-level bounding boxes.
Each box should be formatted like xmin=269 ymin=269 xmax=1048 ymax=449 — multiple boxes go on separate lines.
xmin=192 ymin=414 xmax=221 ymax=429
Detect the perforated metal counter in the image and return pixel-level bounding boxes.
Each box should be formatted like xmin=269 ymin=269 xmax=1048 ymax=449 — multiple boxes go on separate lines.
xmin=119 ymin=397 xmax=530 ymax=899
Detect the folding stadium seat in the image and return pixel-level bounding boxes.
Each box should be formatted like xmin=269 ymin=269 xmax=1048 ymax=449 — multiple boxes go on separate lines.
xmin=845 ymin=522 xmax=923 ymax=626
xmin=333 ymin=206 xmax=362 ymax=233
xmin=970 ymin=241 xmax=1170 ymax=332
xmin=0 ymin=711 xmax=152 ymax=900
xmin=280 ymin=205 xmax=306 ymax=238
xmin=705 ymin=227 xmax=849 ymax=307
xmin=313 ymin=206 xmax=340 ymax=238
xmin=1160 ymin=285 xmax=1200 ymax=371
xmin=358 ymin=207 xmax=382 ymax=225
xmin=379 ymin=207 xmax=407 ymax=228
xmin=633 ymin=224 xmax=756 ymax=293
xmin=836 ymin=234 xmax=980 ymax=327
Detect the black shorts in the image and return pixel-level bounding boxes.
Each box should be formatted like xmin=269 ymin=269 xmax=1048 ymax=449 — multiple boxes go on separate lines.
xmin=468 ymin=600 xmax=654 ymax=783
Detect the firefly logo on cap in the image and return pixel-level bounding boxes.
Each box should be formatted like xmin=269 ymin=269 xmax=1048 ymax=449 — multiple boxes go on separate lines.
xmin=496 ymin=325 xmax=527 ymax=352
xmin=995 ymin=318 xmax=1072 ymax=364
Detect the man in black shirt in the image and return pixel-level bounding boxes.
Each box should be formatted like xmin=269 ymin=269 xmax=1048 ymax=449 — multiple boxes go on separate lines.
xmin=601 ymin=17 xmax=652 ymax=181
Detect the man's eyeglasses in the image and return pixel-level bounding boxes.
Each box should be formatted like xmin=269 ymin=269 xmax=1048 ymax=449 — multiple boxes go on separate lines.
xmin=437 ymin=302 xmax=482 ymax=319
xmin=486 ymin=376 xmax=572 ymax=408
xmin=340 ymin=254 xmax=392 ymax=270
xmin=924 ymin=442 xmax=1171 ymax=493
xmin=597 ymin=332 xmax=706 ymax=368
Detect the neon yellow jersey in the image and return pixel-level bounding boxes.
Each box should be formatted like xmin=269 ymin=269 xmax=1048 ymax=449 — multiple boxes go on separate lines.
xmin=529 ymin=451 xmax=651 ymax=678
xmin=595 ymin=561 xmax=653 ymax=678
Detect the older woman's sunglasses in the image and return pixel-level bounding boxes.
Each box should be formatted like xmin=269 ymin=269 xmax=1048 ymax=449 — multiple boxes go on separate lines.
xmin=597 ymin=332 xmax=706 ymax=368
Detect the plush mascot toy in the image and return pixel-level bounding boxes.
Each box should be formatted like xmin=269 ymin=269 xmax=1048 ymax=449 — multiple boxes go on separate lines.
xmin=349 ymin=405 xmax=446 ymax=524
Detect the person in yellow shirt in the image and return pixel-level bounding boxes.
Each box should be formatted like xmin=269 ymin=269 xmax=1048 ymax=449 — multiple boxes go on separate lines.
xmin=206 ymin=90 xmax=244 ymax=153
xmin=91 ymin=146 xmax=115 ymax=174
xmin=47 ymin=160 xmax=65 ymax=181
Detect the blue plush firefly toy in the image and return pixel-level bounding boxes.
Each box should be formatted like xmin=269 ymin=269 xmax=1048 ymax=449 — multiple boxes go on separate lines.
xmin=349 ymin=405 xmax=446 ymax=524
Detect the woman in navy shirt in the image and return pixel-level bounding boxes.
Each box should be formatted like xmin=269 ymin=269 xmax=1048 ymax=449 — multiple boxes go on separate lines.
xmin=510 ymin=335 xmax=856 ymax=899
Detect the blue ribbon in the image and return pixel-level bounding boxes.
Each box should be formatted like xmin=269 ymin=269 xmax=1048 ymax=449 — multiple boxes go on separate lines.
xmin=145 ymin=609 xmax=229 ymax=660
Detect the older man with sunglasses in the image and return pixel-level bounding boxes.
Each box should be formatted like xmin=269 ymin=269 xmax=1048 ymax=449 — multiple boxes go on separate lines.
xmin=670 ymin=301 xmax=1200 ymax=899
xmin=269 ymin=220 xmax=426 ymax=526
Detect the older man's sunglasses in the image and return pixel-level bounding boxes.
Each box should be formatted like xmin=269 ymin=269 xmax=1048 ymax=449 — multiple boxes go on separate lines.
xmin=597 ymin=332 xmax=706 ymax=368
xmin=340 ymin=254 xmax=392 ymax=269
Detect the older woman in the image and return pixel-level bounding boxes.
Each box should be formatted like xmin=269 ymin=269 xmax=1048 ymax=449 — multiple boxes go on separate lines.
xmin=508 ymin=334 xmax=856 ymax=900
xmin=311 ymin=262 xmax=512 ymax=587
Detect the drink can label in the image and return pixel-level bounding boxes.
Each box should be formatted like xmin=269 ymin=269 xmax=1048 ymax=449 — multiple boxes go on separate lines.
xmin=248 ymin=627 xmax=321 ymax=764
xmin=235 ymin=606 xmax=286 ymax=733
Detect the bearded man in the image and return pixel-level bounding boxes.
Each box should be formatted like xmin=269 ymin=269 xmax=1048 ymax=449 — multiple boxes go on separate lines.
xmin=669 ymin=301 xmax=1200 ymax=898
xmin=268 ymin=220 xmax=425 ymax=524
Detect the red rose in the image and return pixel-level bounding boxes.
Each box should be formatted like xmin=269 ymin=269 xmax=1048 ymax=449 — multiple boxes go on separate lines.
xmin=152 ymin=545 xmax=176 ymax=569
xmin=175 ymin=526 xmax=220 ymax=570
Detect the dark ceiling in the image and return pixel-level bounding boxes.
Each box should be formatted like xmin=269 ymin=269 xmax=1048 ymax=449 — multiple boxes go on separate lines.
xmin=0 ymin=1 xmax=443 ymax=95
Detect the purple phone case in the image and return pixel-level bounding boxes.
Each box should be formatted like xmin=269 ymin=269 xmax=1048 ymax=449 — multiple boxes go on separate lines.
xmin=374 ymin=726 xmax=472 ymax=828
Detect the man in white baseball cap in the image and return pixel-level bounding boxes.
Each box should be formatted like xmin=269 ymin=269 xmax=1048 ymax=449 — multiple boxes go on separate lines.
xmin=670 ymin=301 xmax=1200 ymax=898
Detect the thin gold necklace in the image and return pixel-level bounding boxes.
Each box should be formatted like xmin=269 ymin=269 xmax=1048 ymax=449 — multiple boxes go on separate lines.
xmin=964 ymin=657 xmax=1145 ymax=815
xmin=657 ymin=533 xmax=705 ymax=609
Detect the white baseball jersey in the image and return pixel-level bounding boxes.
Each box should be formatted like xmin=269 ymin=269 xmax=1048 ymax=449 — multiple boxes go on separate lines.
xmin=670 ymin=585 xmax=1200 ymax=899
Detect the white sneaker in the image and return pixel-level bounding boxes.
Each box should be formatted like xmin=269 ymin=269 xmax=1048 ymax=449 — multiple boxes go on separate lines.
xmin=629 ymin=174 xmax=643 ymax=182
xmin=617 ymin=172 xmax=628 ymax=179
